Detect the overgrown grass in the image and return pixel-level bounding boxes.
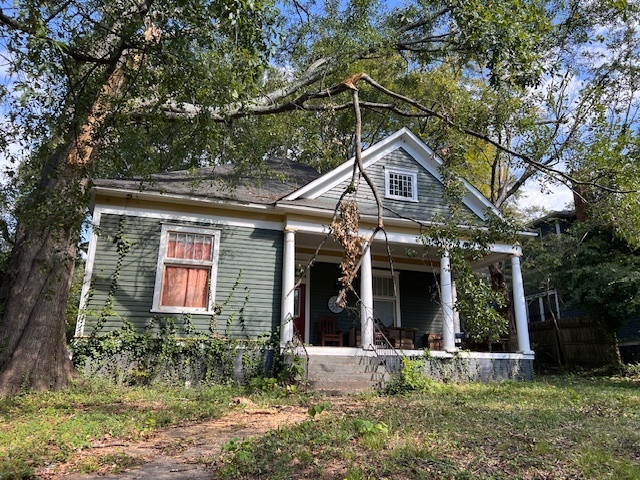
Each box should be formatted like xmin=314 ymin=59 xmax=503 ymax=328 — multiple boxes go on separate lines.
xmin=0 ymin=379 xmax=247 ymax=479
xmin=2 ymin=375 xmax=639 ymax=479
xmin=215 ymin=375 xmax=640 ymax=479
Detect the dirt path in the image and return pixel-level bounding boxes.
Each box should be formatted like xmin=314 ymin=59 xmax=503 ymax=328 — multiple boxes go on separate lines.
xmin=40 ymin=398 xmax=316 ymax=480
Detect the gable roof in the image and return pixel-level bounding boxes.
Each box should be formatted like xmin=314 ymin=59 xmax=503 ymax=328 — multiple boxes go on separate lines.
xmin=92 ymin=158 xmax=321 ymax=206
xmin=283 ymin=127 xmax=501 ymax=221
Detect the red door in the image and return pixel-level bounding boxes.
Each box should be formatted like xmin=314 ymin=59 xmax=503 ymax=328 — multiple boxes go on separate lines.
xmin=293 ymin=285 xmax=306 ymax=342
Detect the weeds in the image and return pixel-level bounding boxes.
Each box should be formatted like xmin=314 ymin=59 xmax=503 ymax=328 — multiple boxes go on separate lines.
xmin=0 ymin=379 xmax=241 ymax=478
xmin=214 ymin=376 xmax=640 ymax=479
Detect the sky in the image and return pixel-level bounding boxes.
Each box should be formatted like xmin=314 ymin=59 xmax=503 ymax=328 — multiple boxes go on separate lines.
xmin=516 ymin=180 xmax=574 ymax=216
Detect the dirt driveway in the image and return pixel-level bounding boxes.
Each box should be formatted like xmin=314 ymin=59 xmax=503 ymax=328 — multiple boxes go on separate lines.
xmin=40 ymin=397 xmax=359 ymax=480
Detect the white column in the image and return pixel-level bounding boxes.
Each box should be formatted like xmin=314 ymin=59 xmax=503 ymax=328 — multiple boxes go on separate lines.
xmin=452 ymin=281 xmax=461 ymax=335
xmin=360 ymin=244 xmax=374 ymax=349
xmin=511 ymin=254 xmax=534 ymax=354
xmin=280 ymin=229 xmax=296 ymax=348
xmin=440 ymin=250 xmax=456 ymax=351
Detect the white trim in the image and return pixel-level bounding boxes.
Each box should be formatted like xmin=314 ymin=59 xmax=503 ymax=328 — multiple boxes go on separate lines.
xmin=94 ymin=204 xmax=283 ymax=231
xmin=278 ymin=203 xmax=537 ymax=238
xmin=372 ymin=269 xmax=402 ymax=327
xmin=281 ymin=229 xmax=296 ymax=347
xmin=75 ymin=210 xmax=102 ymax=337
xmin=283 ymin=127 xmax=502 ymax=221
xmin=286 ymin=218 xmax=523 ymax=256
xmin=297 ymin=346 xmax=534 ymax=361
xmin=384 ymin=167 xmax=418 ymax=202
xmin=93 ymin=186 xmax=274 ymax=213
xmin=151 ymin=224 xmax=221 ymax=314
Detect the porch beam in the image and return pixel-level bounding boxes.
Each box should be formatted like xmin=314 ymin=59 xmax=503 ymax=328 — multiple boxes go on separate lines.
xmin=511 ymin=254 xmax=534 ymax=354
xmin=360 ymin=244 xmax=374 ymax=349
xmin=280 ymin=229 xmax=296 ymax=348
xmin=440 ymin=250 xmax=456 ymax=352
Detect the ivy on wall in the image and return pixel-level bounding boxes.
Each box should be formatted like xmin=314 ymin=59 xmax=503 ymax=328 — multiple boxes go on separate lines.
xmin=73 ymin=215 xmax=286 ymax=386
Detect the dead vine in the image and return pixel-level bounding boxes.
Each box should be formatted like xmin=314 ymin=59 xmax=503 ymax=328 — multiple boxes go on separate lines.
xmin=331 ymin=199 xmax=365 ymax=306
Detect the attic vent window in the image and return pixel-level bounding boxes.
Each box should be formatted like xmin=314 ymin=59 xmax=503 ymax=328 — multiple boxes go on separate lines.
xmin=385 ymin=168 xmax=418 ymax=202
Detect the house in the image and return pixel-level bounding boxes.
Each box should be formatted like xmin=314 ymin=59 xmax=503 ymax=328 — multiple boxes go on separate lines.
xmin=525 ymin=210 xmax=640 ymax=365
xmin=76 ymin=128 xmax=535 ymax=388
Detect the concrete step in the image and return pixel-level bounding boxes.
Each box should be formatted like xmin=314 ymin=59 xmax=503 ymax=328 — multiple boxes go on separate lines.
xmin=306 ymin=362 xmax=384 ymax=374
xmin=306 ymin=355 xmax=384 ymax=366
xmin=307 ymin=371 xmax=390 ymax=383
xmin=303 ymin=354 xmax=394 ymax=392
xmin=307 ymin=379 xmax=382 ymax=394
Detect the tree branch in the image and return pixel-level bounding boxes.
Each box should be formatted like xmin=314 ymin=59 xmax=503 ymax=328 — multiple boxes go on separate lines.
xmin=0 ymin=9 xmax=116 ymax=65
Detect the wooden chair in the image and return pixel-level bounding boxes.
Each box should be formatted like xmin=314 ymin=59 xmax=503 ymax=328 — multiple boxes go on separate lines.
xmin=425 ymin=333 xmax=443 ymax=350
xmin=318 ymin=316 xmax=343 ymax=346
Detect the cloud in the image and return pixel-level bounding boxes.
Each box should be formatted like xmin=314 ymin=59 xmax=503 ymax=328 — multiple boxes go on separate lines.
xmin=516 ymin=178 xmax=574 ymax=214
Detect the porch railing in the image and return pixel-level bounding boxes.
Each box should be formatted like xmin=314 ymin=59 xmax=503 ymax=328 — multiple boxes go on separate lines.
xmin=369 ymin=322 xmax=403 ymax=388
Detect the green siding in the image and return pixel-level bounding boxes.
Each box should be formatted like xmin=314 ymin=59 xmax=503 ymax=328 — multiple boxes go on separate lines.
xmin=309 ymin=263 xmax=360 ymax=345
xmin=309 ymin=263 xmax=443 ymax=347
xmin=399 ymin=270 xmax=443 ymax=348
xmin=84 ymin=214 xmax=282 ymax=339
xmin=320 ymin=148 xmax=481 ymax=223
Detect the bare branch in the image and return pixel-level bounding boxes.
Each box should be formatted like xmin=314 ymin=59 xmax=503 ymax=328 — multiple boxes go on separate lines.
xmin=351 ymin=86 xmax=384 ymax=230
xmin=397 ymin=7 xmax=452 ymax=34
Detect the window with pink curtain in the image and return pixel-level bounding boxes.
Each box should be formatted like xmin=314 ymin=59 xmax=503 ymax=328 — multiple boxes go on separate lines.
xmin=160 ymin=232 xmax=213 ymax=308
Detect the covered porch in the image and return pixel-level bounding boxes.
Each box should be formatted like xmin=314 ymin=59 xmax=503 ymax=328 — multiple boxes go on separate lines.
xmin=279 ymin=221 xmax=534 ymax=383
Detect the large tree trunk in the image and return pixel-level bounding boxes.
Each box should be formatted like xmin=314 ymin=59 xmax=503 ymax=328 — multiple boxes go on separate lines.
xmin=0 ymin=151 xmax=85 ymax=396
xmin=0 ymin=41 xmax=133 ymax=395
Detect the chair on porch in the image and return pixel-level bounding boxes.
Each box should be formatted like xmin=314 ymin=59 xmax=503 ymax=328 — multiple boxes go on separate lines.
xmin=318 ymin=316 xmax=343 ymax=346
xmin=425 ymin=333 xmax=443 ymax=350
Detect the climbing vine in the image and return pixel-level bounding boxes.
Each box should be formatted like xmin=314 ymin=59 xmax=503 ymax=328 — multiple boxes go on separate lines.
xmin=73 ymin=218 xmax=283 ymax=387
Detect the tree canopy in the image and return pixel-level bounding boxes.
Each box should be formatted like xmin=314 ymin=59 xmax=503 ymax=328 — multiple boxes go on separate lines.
xmin=0 ymin=0 xmax=639 ymax=394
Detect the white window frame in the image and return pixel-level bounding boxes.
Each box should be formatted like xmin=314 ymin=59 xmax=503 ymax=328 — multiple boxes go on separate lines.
xmin=372 ymin=270 xmax=402 ymax=327
xmin=384 ymin=167 xmax=418 ymax=202
xmin=151 ymin=224 xmax=221 ymax=314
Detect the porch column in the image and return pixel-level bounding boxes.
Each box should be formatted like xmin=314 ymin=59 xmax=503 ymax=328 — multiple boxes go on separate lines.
xmin=280 ymin=229 xmax=296 ymax=348
xmin=511 ymin=254 xmax=534 ymax=354
xmin=440 ymin=250 xmax=456 ymax=351
xmin=452 ymin=281 xmax=461 ymax=335
xmin=360 ymin=244 xmax=374 ymax=349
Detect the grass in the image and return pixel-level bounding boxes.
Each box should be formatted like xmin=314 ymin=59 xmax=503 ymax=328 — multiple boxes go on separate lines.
xmin=1 ymin=375 xmax=639 ymax=479
xmin=214 ymin=375 xmax=640 ymax=480
xmin=0 ymin=379 xmax=247 ymax=479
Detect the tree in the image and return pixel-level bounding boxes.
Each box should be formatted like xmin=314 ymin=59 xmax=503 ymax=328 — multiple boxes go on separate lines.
xmin=0 ymin=0 xmax=639 ymax=395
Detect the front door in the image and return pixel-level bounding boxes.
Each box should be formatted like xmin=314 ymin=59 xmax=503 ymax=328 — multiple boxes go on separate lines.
xmin=293 ymin=284 xmax=306 ymax=342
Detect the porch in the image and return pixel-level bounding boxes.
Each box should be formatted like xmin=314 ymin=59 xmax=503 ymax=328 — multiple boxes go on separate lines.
xmin=279 ymin=225 xmax=535 ymax=386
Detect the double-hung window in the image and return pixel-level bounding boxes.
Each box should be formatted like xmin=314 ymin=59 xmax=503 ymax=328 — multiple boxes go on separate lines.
xmin=372 ymin=271 xmax=401 ymax=328
xmin=385 ymin=168 xmax=418 ymax=202
xmin=152 ymin=224 xmax=220 ymax=313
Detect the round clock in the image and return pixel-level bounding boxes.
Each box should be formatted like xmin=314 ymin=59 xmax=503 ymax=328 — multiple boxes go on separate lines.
xmin=327 ymin=295 xmax=344 ymax=313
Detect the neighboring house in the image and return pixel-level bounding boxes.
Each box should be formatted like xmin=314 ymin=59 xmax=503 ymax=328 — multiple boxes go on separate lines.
xmin=525 ymin=211 xmax=640 ymax=365
xmin=76 ymin=128 xmax=535 ymax=386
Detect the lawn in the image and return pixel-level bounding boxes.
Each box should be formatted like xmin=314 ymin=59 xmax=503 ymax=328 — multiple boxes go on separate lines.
xmin=213 ymin=376 xmax=640 ymax=480
xmin=0 ymin=380 xmax=245 ymax=478
xmin=0 ymin=375 xmax=638 ymax=479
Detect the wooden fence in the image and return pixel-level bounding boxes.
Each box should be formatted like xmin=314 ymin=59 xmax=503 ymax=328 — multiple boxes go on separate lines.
xmin=528 ymin=316 xmax=618 ymax=367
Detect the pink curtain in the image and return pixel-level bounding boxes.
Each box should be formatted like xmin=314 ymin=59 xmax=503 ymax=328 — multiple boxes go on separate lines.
xmin=161 ymin=266 xmax=209 ymax=308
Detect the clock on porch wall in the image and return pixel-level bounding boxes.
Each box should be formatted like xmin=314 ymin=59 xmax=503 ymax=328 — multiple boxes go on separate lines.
xmin=327 ymin=295 xmax=344 ymax=313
